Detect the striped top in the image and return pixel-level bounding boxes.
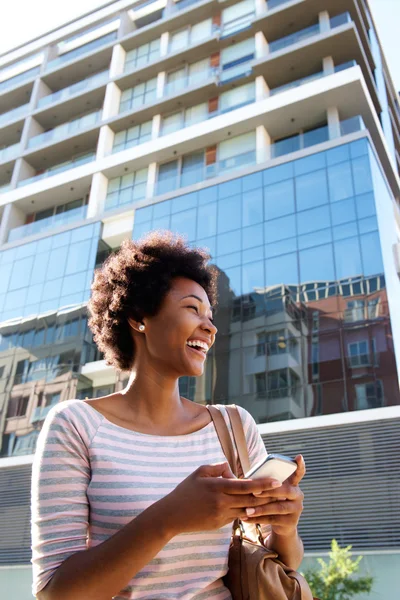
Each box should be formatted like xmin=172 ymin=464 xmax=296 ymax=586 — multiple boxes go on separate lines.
xmin=31 ymin=399 xmax=268 ymax=599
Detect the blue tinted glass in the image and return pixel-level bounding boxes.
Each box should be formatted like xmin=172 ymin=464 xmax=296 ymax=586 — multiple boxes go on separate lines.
xmin=350 ymin=138 xmax=368 ymax=158
xmin=70 ymin=224 xmax=94 ymax=244
xmin=9 ymin=256 xmax=34 ymax=291
xmin=61 ymin=272 xmax=88 ymax=297
xmin=326 ymin=143 xmax=350 ymax=166
xmin=298 ymin=229 xmax=332 ymax=250
xmin=217 ymin=252 xmax=241 ymax=270
xmin=355 ymin=192 xmax=376 ymax=219
xmin=224 ymin=265 xmax=241 ymax=295
xmin=16 ymin=241 xmax=36 ymax=259
xmin=242 ymin=224 xmax=263 ymax=250
xmin=1 ymin=247 xmax=16 ymax=265
xmin=217 ymin=195 xmax=242 ymax=233
xmin=264 ymin=215 xmax=296 ymax=243
xmin=4 ymin=288 xmax=27 ymax=311
xmin=217 ymin=230 xmax=241 ymax=255
xmin=218 ymin=178 xmax=241 ymax=199
xmin=242 ymin=171 xmax=263 ymax=191
xmin=172 ymin=192 xmax=198 ymax=213
xmin=351 ymin=156 xmax=373 ymax=195
xmin=36 ymin=236 xmax=53 ymax=254
xmin=296 ymin=169 xmax=328 ymax=211
xmin=135 ymin=206 xmax=153 ymax=224
xmin=328 ymin=161 xmax=354 ymax=202
xmin=332 ymin=222 xmax=359 ymax=241
xmin=358 ymin=216 xmax=378 ymax=234
xmin=24 ymin=304 xmax=40 ymax=318
xmin=242 ymin=188 xmax=263 ymax=226
xmin=28 ymin=283 xmax=43 ymax=304
xmin=264 ymin=179 xmax=295 ymax=219
xmin=242 ymin=260 xmax=264 ymax=294
xmin=0 ymin=263 xmax=12 ymax=294
xmin=265 ymin=237 xmax=297 ymax=258
xmin=52 ymin=231 xmax=71 ymax=249
xmin=334 ymin=237 xmax=362 ymax=279
xmin=266 ymin=253 xmax=298 ymax=286
xmin=133 ymin=222 xmax=152 ymax=240
xmin=297 ymin=205 xmax=331 ymax=235
xmin=243 ymin=245 xmax=263 ymax=263
xmin=65 ymin=239 xmax=91 ymax=275
xmin=157 ymin=160 xmax=178 ymax=195
xmin=47 ymin=246 xmax=68 ymax=280
xmin=294 ymin=152 xmax=326 ymax=176
xmin=263 ymin=161 xmax=294 ymax=185
xmin=330 ymin=197 xmax=357 ymax=226
xmin=63 ymin=291 xmax=85 ymax=306
xmin=299 ymin=244 xmax=335 ymax=281
xmin=198 ymin=185 xmax=217 ymax=205
xmin=360 ymin=232 xmax=384 ymax=275
xmin=153 ymin=216 xmax=170 ymax=230
xmin=170 ymin=208 xmax=196 ymax=241
xmin=41 ymin=278 xmax=63 ymax=302
xmin=153 ymin=200 xmax=171 ymax=218
xmin=197 ymin=236 xmax=216 ymax=257
xmin=197 ymin=203 xmax=217 ymax=239
xmin=30 ymin=253 xmax=50 ymax=285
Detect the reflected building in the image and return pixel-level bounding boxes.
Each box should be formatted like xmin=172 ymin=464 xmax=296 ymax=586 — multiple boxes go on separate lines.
xmin=0 ymin=0 xmax=400 ymax=594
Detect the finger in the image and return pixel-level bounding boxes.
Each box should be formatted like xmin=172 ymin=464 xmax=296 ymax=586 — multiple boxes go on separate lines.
xmin=245 ymin=500 xmax=294 ymax=518
xmin=253 ymin=483 xmax=299 ymax=501
xmin=289 ymin=455 xmax=305 ymax=486
xmin=219 ymin=477 xmax=282 ymax=495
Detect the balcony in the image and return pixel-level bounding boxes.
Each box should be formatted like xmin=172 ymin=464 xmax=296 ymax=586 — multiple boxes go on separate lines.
xmin=0 ymin=183 xmax=11 ymax=194
xmin=266 ymin=0 xmax=291 ymax=9
xmin=37 ymin=71 xmax=108 ymax=109
xmin=17 ymin=152 xmax=95 ymax=187
xmin=0 ymin=142 xmax=20 ymax=163
xmin=269 ymin=60 xmax=357 ymax=96
xmin=0 ymin=103 xmax=29 ymax=126
xmin=0 ymin=66 xmax=40 ymax=94
xmin=104 ymin=171 xmax=148 ymax=211
xmin=27 ymin=111 xmax=101 ymax=150
xmin=46 ymin=32 xmax=117 ymax=71
xmin=8 ymin=204 xmax=88 ymax=243
xmin=221 ymin=11 xmax=255 ymax=39
xmin=164 ymin=67 xmax=217 ymax=97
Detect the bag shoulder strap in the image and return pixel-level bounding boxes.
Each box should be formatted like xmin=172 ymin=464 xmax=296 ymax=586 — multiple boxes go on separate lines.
xmin=206 ymin=405 xmax=237 ymax=476
xmin=225 ymin=405 xmax=251 ymax=477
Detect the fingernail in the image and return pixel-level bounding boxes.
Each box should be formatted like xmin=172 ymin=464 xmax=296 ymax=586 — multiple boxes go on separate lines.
xmin=246 ymin=508 xmax=256 ymax=516
xmin=271 ymin=480 xmax=281 ymax=488
xmin=253 ymin=491 xmax=264 ymax=496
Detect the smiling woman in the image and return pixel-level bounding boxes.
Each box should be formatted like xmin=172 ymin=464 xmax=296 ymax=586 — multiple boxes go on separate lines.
xmin=31 ymin=230 xmax=305 ymax=600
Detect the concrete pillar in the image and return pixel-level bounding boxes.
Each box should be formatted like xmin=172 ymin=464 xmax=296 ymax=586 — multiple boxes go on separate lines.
xmin=11 ymin=158 xmax=36 ymax=187
xmin=0 ymin=202 xmax=26 ymax=245
xmin=41 ymin=45 xmax=58 ymax=72
xmin=327 ymin=107 xmax=341 ymax=139
xmin=110 ymin=44 xmax=126 ymax=78
xmin=256 ymin=125 xmax=271 ymax=164
xmin=97 ymin=125 xmax=115 ymax=159
xmin=146 ymin=162 xmax=157 ymax=199
xmin=323 ymin=56 xmax=335 ymax=75
xmin=255 ymin=76 xmax=270 ymax=101
xmin=102 ymin=82 xmax=122 ymax=120
xmin=319 ymin=11 xmax=330 ymax=33
xmin=151 ymin=114 xmax=162 ymax=139
xmin=255 ymin=0 xmax=267 ymax=17
xmin=34 ymin=80 xmax=53 ymax=107
xmin=156 ymin=71 xmax=166 ymax=99
xmin=87 ymin=172 xmax=109 ymax=218
xmin=21 ymin=117 xmax=45 ymax=151
xmin=160 ymin=32 xmax=170 ymax=57
xmin=255 ymin=31 xmax=269 ymax=60
xmin=118 ymin=11 xmax=135 ymax=37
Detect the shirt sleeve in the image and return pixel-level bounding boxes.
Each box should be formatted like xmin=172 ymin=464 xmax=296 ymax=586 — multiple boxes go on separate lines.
xmin=31 ymin=401 xmax=95 ymax=596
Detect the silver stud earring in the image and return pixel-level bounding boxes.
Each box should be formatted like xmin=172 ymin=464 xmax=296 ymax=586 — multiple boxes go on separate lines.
xmin=138 ymin=324 xmax=145 ymax=332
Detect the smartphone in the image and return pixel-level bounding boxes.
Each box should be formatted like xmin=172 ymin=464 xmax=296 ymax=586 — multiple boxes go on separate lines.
xmin=244 ymin=453 xmax=297 ymax=484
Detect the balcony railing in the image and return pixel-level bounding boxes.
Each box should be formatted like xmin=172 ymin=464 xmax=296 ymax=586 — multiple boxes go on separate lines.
xmin=37 ymin=71 xmax=108 ymax=108
xmin=0 ymin=66 xmax=40 ymax=94
xmin=0 ymin=142 xmax=20 ymax=163
xmin=164 ymin=67 xmax=217 ymax=96
xmin=17 ymin=152 xmax=95 ymax=187
xmin=8 ymin=205 xmax=88 ymax=243
xmin=27 ymin=111 xmax=101 ymax=149
xmin=46 ymin=32 xmax=117 ymax=71
xmin=266 ymin=0 xmax=291 ymax=9
xmin=0 ymin=103 xmax=29 ymax=126
xmin=105 ymin=182 xmax=147 ymax=211
xmin=0 ymin=183 xmax=11 ymax=194
xmin=270 ymin=60 xmax=357 ymax=96
xmin=221 ymin=11 xmax=255 ymax=38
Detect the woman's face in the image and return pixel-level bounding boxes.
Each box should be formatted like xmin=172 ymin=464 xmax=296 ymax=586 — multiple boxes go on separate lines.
xmin=135 ymin=277 xmax=217 ymax=378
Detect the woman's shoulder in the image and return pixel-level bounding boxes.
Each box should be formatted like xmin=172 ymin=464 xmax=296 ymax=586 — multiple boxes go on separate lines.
xmin=42 ymin=398 xmax=104 ymax=441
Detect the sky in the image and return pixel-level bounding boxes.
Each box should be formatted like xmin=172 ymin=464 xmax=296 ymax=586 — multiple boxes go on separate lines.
xmin=0 ymin=0 xmax=399 ymax=90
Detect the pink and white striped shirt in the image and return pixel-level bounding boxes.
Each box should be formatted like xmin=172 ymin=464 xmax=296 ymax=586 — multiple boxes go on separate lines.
xmin=31 ymin=399 xmax=268 ymax=599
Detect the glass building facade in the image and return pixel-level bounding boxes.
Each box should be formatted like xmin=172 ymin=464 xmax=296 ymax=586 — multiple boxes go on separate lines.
xmin=133 ymin=138 xmax=400 ymax=422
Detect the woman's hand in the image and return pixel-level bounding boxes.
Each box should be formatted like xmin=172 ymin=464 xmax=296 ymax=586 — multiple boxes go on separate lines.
xmin=160 ymin=462 xmax=283 ymax=535
xmin=243 ymin=455 xmax=306 ymax=537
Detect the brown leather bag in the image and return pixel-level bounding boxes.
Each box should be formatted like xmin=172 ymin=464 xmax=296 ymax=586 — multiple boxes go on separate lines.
xmin=206 ymin=404 xmax=318 ymax=600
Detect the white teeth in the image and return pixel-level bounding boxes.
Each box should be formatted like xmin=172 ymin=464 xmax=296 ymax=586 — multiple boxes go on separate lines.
xmin=187 ymin=340 xmax=208 ymax=353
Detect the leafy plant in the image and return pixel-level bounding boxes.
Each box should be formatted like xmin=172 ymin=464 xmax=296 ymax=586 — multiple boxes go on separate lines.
xmin=303 ymin=539 xmax=374 ymax=600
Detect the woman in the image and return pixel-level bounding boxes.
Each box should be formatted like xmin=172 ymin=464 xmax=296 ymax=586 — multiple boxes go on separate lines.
xmin=31 ymin=231 xmax=305 ymax=600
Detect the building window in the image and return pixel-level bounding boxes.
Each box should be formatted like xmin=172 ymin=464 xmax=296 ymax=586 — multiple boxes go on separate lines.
xmin=255 ymin=372 xmax=267 ymax=396
xmin=355 ymin=381 xmax=383 ymax=410
xmin=113 ymin=120 xmax=152 ymax=153
xmin=169 ymin=19 xmax=213 ymax=53
xmin=119 ymin=78 xmax=157 ymax=113
xmin=345 ymin=300 xmax=365 ymax=322
xmin=105 ymin=169 xmax=148 ymax=210
xmin=124 ymin=38 xmax=160 ymax=71
xmin=348 ymin=341 xmax=370 ymax=367
xmin=367 ymin=297 xmax=380 ymax=319
xmin=6 ymin=396 xmax=29 ymax=418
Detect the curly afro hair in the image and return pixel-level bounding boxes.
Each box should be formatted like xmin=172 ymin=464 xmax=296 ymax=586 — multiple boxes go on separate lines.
xmin=87 ymin=230 xmax=218 ymax=372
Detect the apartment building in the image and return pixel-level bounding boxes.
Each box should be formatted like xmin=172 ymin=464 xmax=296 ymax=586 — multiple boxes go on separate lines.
xmin=0 ymin=0 xmax=399 ymax=597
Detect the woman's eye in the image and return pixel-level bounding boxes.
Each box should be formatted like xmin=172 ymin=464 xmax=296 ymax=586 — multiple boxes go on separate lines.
xmin=188 ymin=305 xmax=199 ymax=313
